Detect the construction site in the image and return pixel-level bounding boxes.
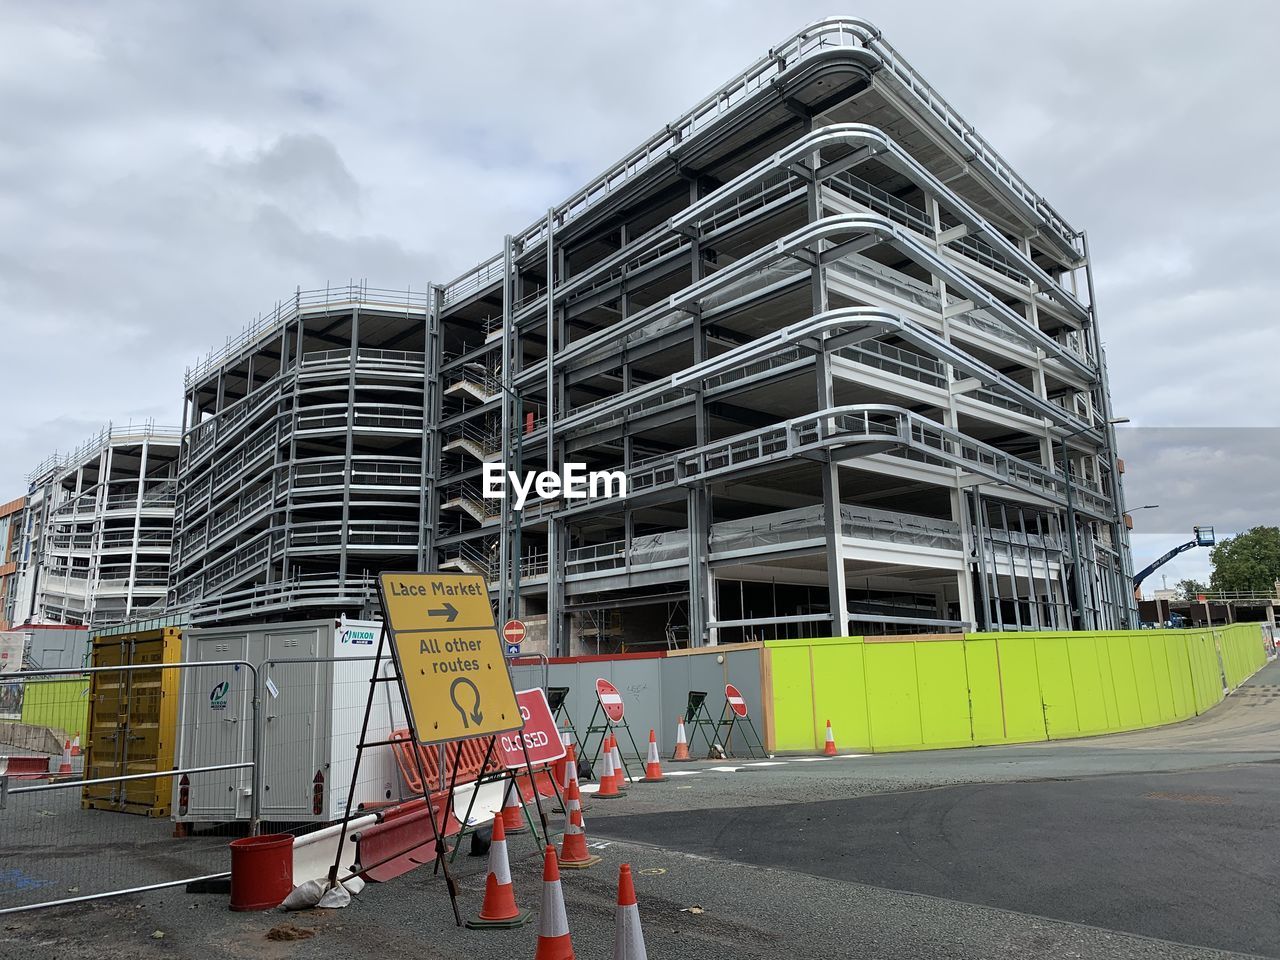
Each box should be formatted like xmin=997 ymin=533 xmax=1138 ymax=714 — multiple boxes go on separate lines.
xmin=159 ymin=15 xmax=1140 ymax=654
xmin=1 ymin=13 xmax=1277 ymax=960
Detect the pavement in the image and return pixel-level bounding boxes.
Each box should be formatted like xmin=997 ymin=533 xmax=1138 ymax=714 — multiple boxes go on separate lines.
xmin=2 ymin=659 xmax=1277 ymax=960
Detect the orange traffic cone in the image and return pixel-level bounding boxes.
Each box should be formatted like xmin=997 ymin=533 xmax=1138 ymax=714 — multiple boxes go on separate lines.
xmin=610 ymin=734 xmax=629 ymax=790
xmin=558 ymin=779 xmax=601 ymax=869
xmin=562 ymin=741 xmax=589 ymax=811
xmin=466 ymin=812 xmax=532 ymax=928
xmin=501 ymin=777 xmax=529 ymax=833
xmin=57 ymin=739 xmax=72 ymax=775
xmin=613 ymin=863 xmax=647 ymax=960
xmin=552 ymin=731 xmax=571 ymax=796
xmin=823 ymin=719 xmax=837 ymax=757
xmin=641 ymin=729 xmax=665 ymax=783
xmin=71 ymin=732 xmax=82 ymax=757
xmin=596 ymin=740 xmax=622 ymax=799
xmin=534 ymin=845 xmax=575 ymax=960
xmin=671 ymin=716 xmax=692 ymax=762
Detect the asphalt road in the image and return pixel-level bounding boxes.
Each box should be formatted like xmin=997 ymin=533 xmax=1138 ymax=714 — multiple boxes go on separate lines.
xmin=2 ymin=659 xmax=1276 ymax=959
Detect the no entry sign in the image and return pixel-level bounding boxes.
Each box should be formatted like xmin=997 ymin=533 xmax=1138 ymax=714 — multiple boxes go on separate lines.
xmin=595 ymin=678 xmax=625 ymax=722
xmin=725 ymin=683 xmax=748 ymax=718
xmin=502 ymin=620 xmax=526 ymax=644
xmin=499 ymin=688 xmax=567 ymax=768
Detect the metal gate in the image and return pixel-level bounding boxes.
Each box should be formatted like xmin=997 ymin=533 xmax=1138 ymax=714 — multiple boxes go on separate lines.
xmin=0 ymin=660 xmax=258 ymax=913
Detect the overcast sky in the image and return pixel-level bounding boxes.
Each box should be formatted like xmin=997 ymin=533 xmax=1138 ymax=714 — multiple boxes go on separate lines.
xmin=2 ymin=0 xmax=1276 ymax=583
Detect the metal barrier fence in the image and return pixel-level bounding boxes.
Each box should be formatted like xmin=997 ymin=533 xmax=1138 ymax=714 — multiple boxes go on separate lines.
xmin=0 ymin=649 xmax=556 ymax=913
xmin=0 ymin=655 xmax=405 ymax=913
xmin=0 ymin=661 xmax=258 ymax=913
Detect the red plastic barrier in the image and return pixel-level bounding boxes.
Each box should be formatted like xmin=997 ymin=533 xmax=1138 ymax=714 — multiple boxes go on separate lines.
xmin=0 ymin=755 xmax=54 ymax=779
xmin=356 ymin=796 xmax=457 ymax=882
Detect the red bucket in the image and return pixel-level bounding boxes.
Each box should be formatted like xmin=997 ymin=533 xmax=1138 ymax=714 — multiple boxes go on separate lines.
xmin=228 ymin=833 xmax=294 ymax=911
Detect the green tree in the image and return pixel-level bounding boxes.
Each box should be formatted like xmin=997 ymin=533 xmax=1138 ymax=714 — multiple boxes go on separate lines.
xmin=1175 ymin=578 xmax=1207 ymax=600
xmin=1208 ymin=526 xmax=1280 ymax=594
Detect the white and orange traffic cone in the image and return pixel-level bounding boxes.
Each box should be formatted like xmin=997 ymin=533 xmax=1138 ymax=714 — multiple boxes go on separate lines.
xmin=557 ymin=779 xmax=601 ymax=870
xmin=596 ymin=740 xmax=622 ymax=799
xmin=534 ymin=845 xmax=575 ymax=960
xmin=501 ymin=777 xmax=529 ymax=833
xmin=57 ymin=739 xmax=72 ymax=775
xmin=71 ymin=732 xmax=82 ymax=757
xmin=671 ymin=716 xmax=692 ymax=762
xmin=552 ymin=731 xmax=571 ymax=797
xmin=563 ymin=741 xmax=590 ymax=808
xmin=466 ymin=811 xmax=532 ymax=928
xmin=641 ymin=729 xmax=665 ymax=783
xmin=823 ymin=719 xmax=837 ymax=757
xmin=613 ymin=863 xmax=647 ymax=960
xmin=601 ymin=733 xmax=619 ymax=792
xmin=610 ymin=734 xmax=629 ymax=790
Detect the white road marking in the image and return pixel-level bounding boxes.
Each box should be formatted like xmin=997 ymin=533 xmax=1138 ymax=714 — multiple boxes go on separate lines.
xmin=663 ymin=770 xmax=702 ymax=777
xmin=743 ymin=761 xmax=786 ymax=767
xmin=707 ymin=766 xmax=743 ymax=773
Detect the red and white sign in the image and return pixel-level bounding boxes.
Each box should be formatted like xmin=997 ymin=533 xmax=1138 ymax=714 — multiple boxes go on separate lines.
xmin=499 ymin=688 xmax=567 ymax=769
xmin=595 ymin=678 xmax=625 ymax=723
xmin=725 ymin=683 xmax=748 ymax=718
xmin=503 ymin=619 xmax=527 ymax=644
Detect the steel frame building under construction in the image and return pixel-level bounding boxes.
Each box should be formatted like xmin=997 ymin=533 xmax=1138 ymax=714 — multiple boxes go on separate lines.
xmin=173 ymin=17 xmax=1138 ymax=648
xmin=14 ymin=422 xmax=180 ymax=627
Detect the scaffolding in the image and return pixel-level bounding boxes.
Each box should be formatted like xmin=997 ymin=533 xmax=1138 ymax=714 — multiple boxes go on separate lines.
xmin=13 ymin=422 xmax=180 ymax=627
xmin=174 ymin=17 xmax=1138 ymax=644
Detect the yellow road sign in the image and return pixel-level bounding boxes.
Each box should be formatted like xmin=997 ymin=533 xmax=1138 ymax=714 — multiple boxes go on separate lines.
xmin=381 ymin=572 xmax=496 ymax=631
xmin=378 ymin=572 xmax=522 ymax=745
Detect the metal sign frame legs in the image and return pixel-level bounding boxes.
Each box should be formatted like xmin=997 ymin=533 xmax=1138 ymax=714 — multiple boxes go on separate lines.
xmin=330 ymin=623 xmax=462 ymax=925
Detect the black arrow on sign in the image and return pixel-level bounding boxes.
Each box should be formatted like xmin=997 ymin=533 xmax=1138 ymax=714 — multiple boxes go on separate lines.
xmin=428 ymin=602 xmax=459 ymax=623
xmin=449 ymin=677 xmax=483 ymax=728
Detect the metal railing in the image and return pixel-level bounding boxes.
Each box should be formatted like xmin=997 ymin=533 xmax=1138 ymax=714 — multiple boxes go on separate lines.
xmin=440 ymin=16 xmax=1079 ymax=309
xmin=0 ymin=660 xmax=259 ymax=914
xmin=25 ymin=422 xmax=182 ymax=484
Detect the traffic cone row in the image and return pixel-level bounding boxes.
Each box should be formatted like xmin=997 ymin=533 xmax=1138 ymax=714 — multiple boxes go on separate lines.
xmin=476 ymin=840 xmax=648 ymax=960
xmin=465 ymin=723 xmax=656 ymax=957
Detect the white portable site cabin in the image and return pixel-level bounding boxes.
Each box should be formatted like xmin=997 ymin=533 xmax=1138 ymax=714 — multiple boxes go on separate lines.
xmin=172 ymin=617 xmax=409 ymax=823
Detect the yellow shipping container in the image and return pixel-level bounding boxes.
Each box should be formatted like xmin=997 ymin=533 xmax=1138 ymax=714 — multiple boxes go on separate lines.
xmin=82 ymin=622 xmax=183 ymax=817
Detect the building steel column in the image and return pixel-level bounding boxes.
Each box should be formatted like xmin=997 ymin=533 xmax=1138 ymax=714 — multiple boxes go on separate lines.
xmin=498 ymin=236 xmax=514 ymax=628
xmin=124 ymin=436 xmax=150 ymax=617
xmin=543 ymin=209 xmax=560 ymax=654
xmin=338 ymin=305 xmax=360 ymax=586
xmin=419 ymin=284 xmax=442 ymax=572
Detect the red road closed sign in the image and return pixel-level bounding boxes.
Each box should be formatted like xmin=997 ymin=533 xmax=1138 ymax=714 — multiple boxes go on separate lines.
xmin=499 ymin=688 xmax=567 ymax=769
xmin=595 ymin=678 xmax=625 ymax=722
xmin=503 ymin=620 xmax=527 ymax=645
xmin=725 ymin=683 xmax=748 ymax=718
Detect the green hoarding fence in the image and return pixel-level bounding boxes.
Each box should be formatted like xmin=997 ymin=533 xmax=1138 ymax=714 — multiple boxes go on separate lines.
xmin=764 ymin=624 xmax=1270 ymax=753
xmin=18 ymin=676 xmax=91 ymax=743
